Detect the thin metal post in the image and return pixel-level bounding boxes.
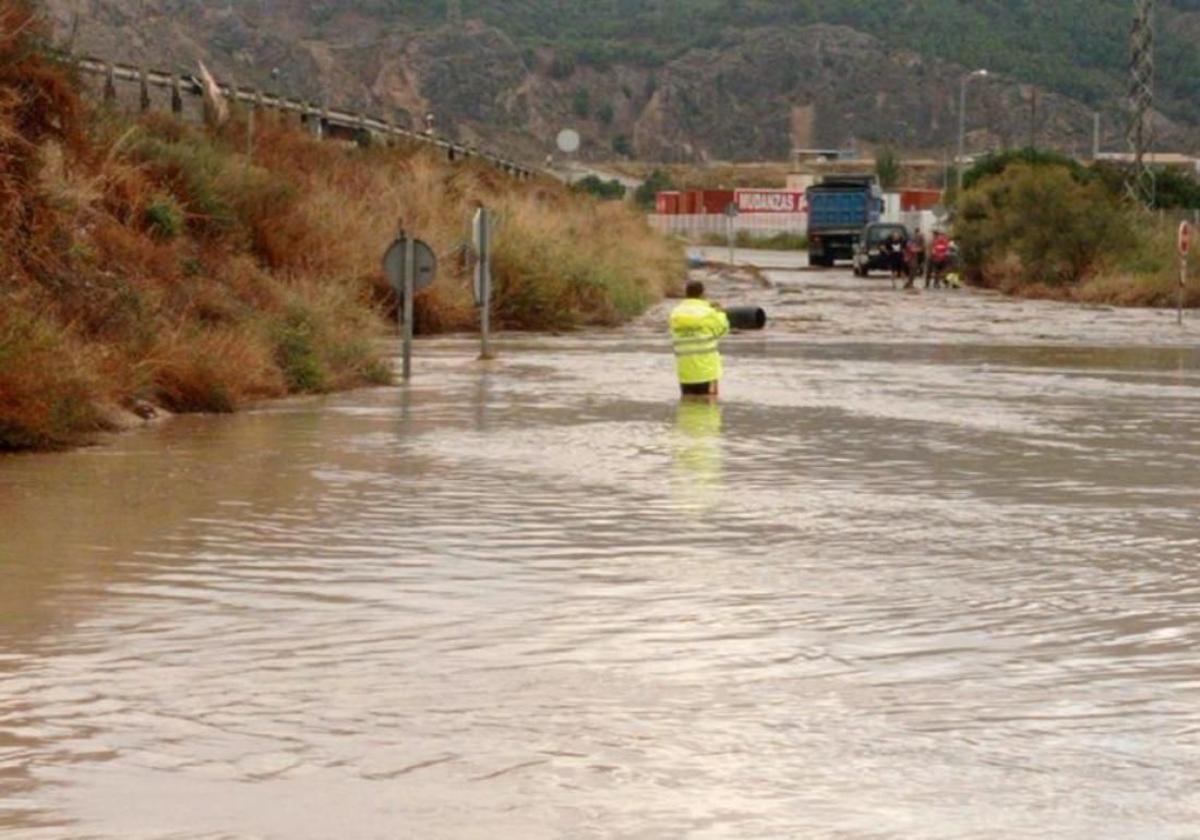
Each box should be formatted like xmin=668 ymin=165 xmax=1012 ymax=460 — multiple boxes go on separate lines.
xmin=247 ymin=104 xmax=255 ymax=160
xmin=1029 ymin=86 xmax=1038 ymax=152
xmin=1180 ymin=253 xmax=1187 ymax=326
xmin=727 ymin=213 xmax=735 ymax=267
xmin=104 ymin=62 xmax=117 ymax=104
xmin=480 ymin=279 xmax=492 ymax=360
xmin=475 ymin=207 xmax=493 ymax=361
xmin=403 ymin=235 xmax=415 ymax=380
xmin=139 ymin=66 xmax=151 ymax=113
xmin=956 ymin=70 xmax=988 ymax=195
xmin=957 ymin=78 xmax=968 ymax=194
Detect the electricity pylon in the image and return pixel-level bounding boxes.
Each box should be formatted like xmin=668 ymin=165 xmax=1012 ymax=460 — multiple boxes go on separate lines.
xmin=1126 ymin=0 xmax=1156 ymax=207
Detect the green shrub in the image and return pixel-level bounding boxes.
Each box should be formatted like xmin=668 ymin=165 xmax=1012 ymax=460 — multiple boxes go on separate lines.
xmin=964 ymin=148 xmax=1090 ymax=193
xmin=956 ymin=163 xmax=1133 ymax=287
xmin=572 ymin=175 xmax=625 ymax=201
xmin=144 ymin=194 xmax=184 ymax=239
xmin=635 ymin=168 xmax=674 ymax=210
xmin=130 ymin=131 xmax=235 ymax=232
xmin=272 ymin=304 xmax=328 ymax=393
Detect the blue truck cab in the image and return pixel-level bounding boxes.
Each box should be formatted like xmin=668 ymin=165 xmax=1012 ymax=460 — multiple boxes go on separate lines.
xmin=806 ymin=176 xmax=883 ymax=267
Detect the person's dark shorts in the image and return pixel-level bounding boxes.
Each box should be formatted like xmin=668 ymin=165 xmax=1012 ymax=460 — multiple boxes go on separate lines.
xmin=680 ymin=382 xmax=715 ymax=396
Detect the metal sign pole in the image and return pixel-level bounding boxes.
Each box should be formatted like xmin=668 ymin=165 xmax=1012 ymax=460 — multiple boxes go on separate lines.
xmin=727 ymin=213 xmax=735 ymax=267
xmin=1179 ymin=221 xmax=1191 ymax=327
xmin=247 ymin=105 xmax=255 ymax=161
xmin=724 ymin=201 xmax=739 ymax=267
xmin=384 ymin=229 xmax=437 ymax=381
xmin=1180 ymin=253 xmax=1186 ymax=326
xmin=403 ymin=235 xmax=415 ymax=380
xmin=475 ymin=207 xmax=493 ymax=360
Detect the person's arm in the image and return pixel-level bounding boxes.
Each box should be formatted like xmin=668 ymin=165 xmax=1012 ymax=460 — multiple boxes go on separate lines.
xmin=709 ymin=306 xmax=730 ymax=339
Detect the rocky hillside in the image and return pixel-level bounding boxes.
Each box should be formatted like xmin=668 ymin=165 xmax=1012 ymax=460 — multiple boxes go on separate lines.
xmin=46 ymin=0 xmax=1200 ymax=163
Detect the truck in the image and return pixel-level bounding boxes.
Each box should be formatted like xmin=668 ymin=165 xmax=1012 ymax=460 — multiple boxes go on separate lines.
xmin=805 ymin=175 xmax=884 ymax=267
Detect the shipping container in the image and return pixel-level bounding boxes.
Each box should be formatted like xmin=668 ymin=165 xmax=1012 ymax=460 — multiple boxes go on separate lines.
xmin=656 ymin=191 xmax=681 ymax=215
xmin=899 ymin=189 xmax=942 ymax=212
xmin=683 ymin=190 xmax=735 ymax=215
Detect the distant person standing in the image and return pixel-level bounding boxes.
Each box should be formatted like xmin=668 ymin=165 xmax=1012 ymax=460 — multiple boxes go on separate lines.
xmin=928 ymin=231 xmax=952 ymax=288
xmin=905 ymin=230 xmax=927 ymax=289
xmin=669 ymin=281 xmax=730 ymax=399
xmin=885 ymin=231 xmax=907 ymax=283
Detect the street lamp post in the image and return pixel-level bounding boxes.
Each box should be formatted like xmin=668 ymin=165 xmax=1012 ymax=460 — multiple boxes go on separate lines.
xmin=957 ymin=69 xmax=989 ymax=195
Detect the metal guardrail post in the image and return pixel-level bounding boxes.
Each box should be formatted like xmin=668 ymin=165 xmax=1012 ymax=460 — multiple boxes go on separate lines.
xmin=103 ymin=62 xmax=117 ymax=103
xmin=138 ymin=66 xmax=151 ymax=112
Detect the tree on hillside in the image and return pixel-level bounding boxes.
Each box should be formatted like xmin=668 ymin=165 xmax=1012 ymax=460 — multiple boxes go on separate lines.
xmin=963 ymin=148 xmax=1089 ymax=192
xmin=875 ymin=146 xmax=900 ymax=189
xmin=634 ymin=169 xmax=674 ymax=210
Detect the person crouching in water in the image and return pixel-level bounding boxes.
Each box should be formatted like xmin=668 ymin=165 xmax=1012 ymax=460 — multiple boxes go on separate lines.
xmin=670 ymin=280 xmax=731 ymax=399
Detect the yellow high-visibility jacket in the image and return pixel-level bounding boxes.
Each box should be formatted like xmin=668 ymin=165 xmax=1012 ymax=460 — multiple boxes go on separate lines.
xmin=669 ymin=298 xmax=730 ymax=385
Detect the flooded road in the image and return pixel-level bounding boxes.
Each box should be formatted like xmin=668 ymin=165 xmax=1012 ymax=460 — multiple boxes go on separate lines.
xmin=2 ymin=262 xmax=1199 ymax=839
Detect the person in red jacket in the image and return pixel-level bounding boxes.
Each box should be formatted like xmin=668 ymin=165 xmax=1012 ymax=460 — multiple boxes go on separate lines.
xmin=928 ymin=231 xmax=952 ymax=289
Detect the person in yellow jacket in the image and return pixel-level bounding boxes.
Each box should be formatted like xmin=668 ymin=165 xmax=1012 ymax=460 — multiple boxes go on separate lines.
xmin=669 ymin=280 xmax=731 ymax=398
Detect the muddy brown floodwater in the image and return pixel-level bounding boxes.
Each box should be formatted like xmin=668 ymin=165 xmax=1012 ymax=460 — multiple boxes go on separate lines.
xmin=2 ymin=261 xmax=1199 ymax=839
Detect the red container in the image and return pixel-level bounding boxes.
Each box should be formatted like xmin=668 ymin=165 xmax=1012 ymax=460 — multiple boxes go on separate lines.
xmin=656 ymin=191 xmax=681 ymax=214
xmin=696 ymin=189 xmax=735 ymax=215
xmin=900 ymin=189 xmax=942 ymax=212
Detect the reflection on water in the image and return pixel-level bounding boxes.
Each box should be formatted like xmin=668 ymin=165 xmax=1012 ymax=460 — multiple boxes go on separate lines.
xmin=672 ymin=400 xmax=724 ymax=514
xmin=2 ymin=273 xmax=1200 ymax=839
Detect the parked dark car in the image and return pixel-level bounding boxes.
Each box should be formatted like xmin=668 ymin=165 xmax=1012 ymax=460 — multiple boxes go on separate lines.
xmin=852 ymin=223 xmax=909 ymax=277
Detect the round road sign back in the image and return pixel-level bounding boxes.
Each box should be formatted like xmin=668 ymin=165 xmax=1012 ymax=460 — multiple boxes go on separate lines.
xmin=383 ymin=237 xmax=438 ymax=296
xmin=1179 ymin=221 xmax=1192 ymax=256
xmin=556 ymin=128 xmax=581 ymax=154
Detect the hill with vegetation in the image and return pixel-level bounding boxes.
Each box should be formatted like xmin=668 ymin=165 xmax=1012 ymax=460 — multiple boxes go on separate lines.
xmin=45 ymin=0 xmax=1200 ymax=162
xmin=390 ymin=0 xmax=1200 ymax=125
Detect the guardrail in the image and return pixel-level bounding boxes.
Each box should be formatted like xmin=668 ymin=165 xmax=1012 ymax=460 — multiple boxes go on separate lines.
xmin=69 ymin=55 xmax=540 ymax=181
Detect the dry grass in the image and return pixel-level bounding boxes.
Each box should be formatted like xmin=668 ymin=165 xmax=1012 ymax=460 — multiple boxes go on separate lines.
xmin=1075 ymin=219 xmax=1200 ymax=308
xmin=0 ymin=0 xmax=681 ymax=451
xmin=979 ymin=217 xmax=1200 ymax=308
xmin=0 ymin=302 xmax=106 ymax=450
